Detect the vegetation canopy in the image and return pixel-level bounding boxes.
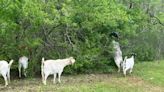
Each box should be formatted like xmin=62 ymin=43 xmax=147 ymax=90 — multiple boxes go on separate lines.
xmin=0 ymin=0 xmax=163 ymax=75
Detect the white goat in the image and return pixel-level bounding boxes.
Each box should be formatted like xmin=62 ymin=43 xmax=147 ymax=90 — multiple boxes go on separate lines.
xmin=0 ymin=60 xmax=14 ymax=87
xmin=18 ymin=56 xmax=28 ymax=78
xmin=123 ymin=55 xmax=135 ymax=76
xmin=112 ymin=40 xmax=123 ymax=72
xmin=41 ymin=57 xmax=75 ymax=85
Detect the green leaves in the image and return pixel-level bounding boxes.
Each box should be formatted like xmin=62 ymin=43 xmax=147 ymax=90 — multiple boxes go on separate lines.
xmin=0 ymin=0 xmax=163 ymax=75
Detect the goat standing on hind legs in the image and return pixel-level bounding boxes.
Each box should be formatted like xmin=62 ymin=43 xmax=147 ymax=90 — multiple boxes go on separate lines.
xmin=112 ymin=40 xmax=123 ymax=73
xmin=110 ymin=32 xmax=123 ymax=73
xmin=0 ymin=60 xmax=14 ymax=87
xmin=18 ymin=56 xmax=28 ymax=78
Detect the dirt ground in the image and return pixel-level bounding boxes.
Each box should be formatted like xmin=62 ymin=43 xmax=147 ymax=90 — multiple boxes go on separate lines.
xmin=0 ymin=73 xmax=164 ymax=92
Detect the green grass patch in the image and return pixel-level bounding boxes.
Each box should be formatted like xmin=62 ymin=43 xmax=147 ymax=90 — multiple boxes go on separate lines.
xmin=134 ymin=60 xmax=164 ymax=86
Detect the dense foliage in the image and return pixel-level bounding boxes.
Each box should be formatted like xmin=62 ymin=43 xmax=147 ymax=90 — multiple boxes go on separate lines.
xmin=0 ymin=0 xmax=163 ymax=75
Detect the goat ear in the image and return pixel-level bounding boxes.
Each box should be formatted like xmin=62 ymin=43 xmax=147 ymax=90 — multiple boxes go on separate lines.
xmin=69 ymin=57 xmax=75 ymax=64
xmin=68 ymin=57 xmax=72 ymax=64
xmin=69 ymin=59 xmax=73 ymax=64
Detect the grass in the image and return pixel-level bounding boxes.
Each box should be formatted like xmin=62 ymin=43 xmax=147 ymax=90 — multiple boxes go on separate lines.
xmin=134 ymin=60 xmax=164 ymax=86
xmin=0 ymin=61 xmax=164 ymax=92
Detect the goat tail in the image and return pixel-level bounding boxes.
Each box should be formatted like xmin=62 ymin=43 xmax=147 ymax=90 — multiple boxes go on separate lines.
xmin=124 ymin=56 xmax=127 ymax=62
xmin=41 ymin=57 xmax=45 ymax=70
xmin=41 ymin=57 xmax=45 ymax=82
xmin=8 ymin=60 xmax=14 ymax=68
xmin=42 ymin=57 xmax=44 ymax=62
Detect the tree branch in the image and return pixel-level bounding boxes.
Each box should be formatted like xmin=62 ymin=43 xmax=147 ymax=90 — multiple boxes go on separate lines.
xmin=153 ymin=16 xmax=164 ymax=26
xmin=47 ymin=24 xmax=61 ymax=35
